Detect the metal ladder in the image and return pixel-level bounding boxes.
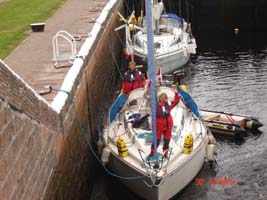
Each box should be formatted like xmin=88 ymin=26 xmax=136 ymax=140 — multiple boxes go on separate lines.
xmin=52 ymin=30 xmax=77 ymax=68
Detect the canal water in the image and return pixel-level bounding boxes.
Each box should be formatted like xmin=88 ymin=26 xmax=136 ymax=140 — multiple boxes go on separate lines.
xmin=172 ymin=34 xmax=267 ymax=200
xmin=91 ymin=33 xmax=267 ymax=199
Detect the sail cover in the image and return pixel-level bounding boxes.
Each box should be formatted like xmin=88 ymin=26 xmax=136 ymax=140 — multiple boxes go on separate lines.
xmin=109 ymin=94 xmax=127 ymax=122
xmin=178 ymin=87 xmax=201 ymax=119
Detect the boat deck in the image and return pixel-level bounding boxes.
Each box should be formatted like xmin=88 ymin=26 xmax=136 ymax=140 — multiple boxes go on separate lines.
xmin=105 ymin=87 xmax=207 ymax=176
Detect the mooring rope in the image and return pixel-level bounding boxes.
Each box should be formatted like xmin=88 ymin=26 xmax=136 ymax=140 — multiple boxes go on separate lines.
xmin=52 ymin=88 xmax=146 ymax=180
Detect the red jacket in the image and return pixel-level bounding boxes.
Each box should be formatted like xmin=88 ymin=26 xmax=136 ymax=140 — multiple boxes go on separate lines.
xmin=156 ymin=92 xmax=179 ymax=136
xmin=122 ymin=70 xmax=145 ymax=95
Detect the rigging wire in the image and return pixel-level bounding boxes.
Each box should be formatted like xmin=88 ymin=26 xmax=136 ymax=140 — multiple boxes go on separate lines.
xmin=123 ymin=0 xmax=131 ymax=15
xmin=170 ymin=0 xmax=175 ymax=15
xmin=115 ymin=30 xmax=126 ymax=47
xmin=126 ymin=0 xmax=131 ymax=12
xmin=141 ymin=0 xmax=144 ymax=17
xmin=179 ymin=0 xmax=181 ymax=17
xmin=167 ymin=0 xmax=172 ymax=13
xmin=53 ymin=88 xmax=146 ymax=180
xmin=132 ymin=0 xmax=134 ymax=14
xmin=186 ymin=0 xmax=189 ymax=22
xmin=108 ymin=43 xmax=123 ymax=80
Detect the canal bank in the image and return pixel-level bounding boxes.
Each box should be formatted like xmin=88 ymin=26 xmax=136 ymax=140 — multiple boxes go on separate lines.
xmin=0 ymin=0 xmax=124 ymax=199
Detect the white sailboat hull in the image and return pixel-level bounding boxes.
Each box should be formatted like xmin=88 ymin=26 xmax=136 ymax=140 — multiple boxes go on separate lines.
xmin=108 ymin=139 xmax=207 ymax=200
xmin=103 ymin=87 xmax=213 ymax=200
xmin=135 ymin=48 xmax=191 ymax=74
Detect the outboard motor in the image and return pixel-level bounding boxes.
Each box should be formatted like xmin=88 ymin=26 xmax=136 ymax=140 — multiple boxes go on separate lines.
xmin=173 ymin=71 xmax=186 ymax=85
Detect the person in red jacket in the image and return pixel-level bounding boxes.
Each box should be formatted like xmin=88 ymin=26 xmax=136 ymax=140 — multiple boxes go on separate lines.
xmin=150 ymin=88 xmax=180 ymax=158
xmin=122 ymin=62 xmax=145 ymax=95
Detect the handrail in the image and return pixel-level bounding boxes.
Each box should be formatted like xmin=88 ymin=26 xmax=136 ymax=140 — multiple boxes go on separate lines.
xmin=52 ymin=30 xmax=77 ymax=61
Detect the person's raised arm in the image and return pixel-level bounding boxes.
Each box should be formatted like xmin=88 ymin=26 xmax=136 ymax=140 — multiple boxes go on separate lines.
xmin=140 ymin=73 xmax=146 ymax=87
xmin=169 ymin=88 xmax=179 ymax=110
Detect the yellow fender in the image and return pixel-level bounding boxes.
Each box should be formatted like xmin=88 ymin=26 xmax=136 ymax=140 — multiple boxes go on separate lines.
xmin=183 ymin=133 xmax=193 ymax=154
xmin=117 ymin=137 xmax=128 ymax=157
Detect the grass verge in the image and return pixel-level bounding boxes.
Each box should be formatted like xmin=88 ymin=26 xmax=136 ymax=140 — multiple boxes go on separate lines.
xmin=0 ymin=0 xmax=67 ymax=59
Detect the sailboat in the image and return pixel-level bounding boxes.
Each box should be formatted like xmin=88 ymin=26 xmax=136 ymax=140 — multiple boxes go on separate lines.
xmin=101 ymin=1 xmax=215 ymax=199
xmin=115 ymin=0 xmax=197 ymax=74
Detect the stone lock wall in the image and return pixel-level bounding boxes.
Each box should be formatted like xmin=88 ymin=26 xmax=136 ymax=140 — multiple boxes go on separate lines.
xmin=0 ymin=0 xmax=123 ymax=199
xmin=0 ymin=61 xmax=60 ymax=200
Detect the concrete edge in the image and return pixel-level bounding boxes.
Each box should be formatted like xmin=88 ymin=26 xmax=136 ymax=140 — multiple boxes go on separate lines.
xmin=51 ymin=0 xmax=119 ymax=113
xmin=0 ymin=59 xmax=53 ymax=109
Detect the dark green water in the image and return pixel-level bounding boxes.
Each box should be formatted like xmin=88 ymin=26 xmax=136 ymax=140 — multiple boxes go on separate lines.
xmin=172 ymin=35 xmax=267 ymax=200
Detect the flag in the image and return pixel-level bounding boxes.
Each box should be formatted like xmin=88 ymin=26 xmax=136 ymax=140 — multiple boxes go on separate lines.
xmin=123 ymin=48 xmax=133 ymax=58
xmin=157 ymin=67 xmax=163 ymax=85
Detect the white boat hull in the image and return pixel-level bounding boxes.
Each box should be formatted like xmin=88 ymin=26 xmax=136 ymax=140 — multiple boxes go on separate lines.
xmin=135 ymin=49 xmax=191 ymax=74
xmin=103 ymin=87 xmax=213 ymax=200
xmin=108 ymin=139 xmax=207 ymax=200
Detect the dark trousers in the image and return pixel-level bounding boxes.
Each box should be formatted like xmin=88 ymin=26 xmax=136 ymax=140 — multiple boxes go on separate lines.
xmin=151 ymin=137 xmax=170 ymax=154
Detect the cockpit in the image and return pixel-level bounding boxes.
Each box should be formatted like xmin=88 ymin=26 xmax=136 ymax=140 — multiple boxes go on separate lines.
xmin=142 ymin=14 xmax=184 ymax=33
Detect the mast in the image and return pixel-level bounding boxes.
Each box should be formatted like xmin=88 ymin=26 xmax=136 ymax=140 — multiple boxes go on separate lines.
xmin=154 ymin=0 xmax=160 ymax=35
xmin=145 ymin=0 xmax=157 ymax=157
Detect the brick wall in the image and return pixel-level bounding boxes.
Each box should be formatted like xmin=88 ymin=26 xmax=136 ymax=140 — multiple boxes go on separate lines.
xmin=0 ymin=61 xmax=60 ymax=199
xmin=0 ymin=0 xmax=123 ymax=199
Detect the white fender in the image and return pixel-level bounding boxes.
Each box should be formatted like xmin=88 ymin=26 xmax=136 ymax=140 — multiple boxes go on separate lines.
xmin=187 ymin=43 xmax=196 ymax=54
xmin=206 ymin=144 xmax=216 ymax=161
xmin=101 ymin=147 xmax=111 ymax=164
xmin=183 ymin=47 xmax=188 ymax=57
